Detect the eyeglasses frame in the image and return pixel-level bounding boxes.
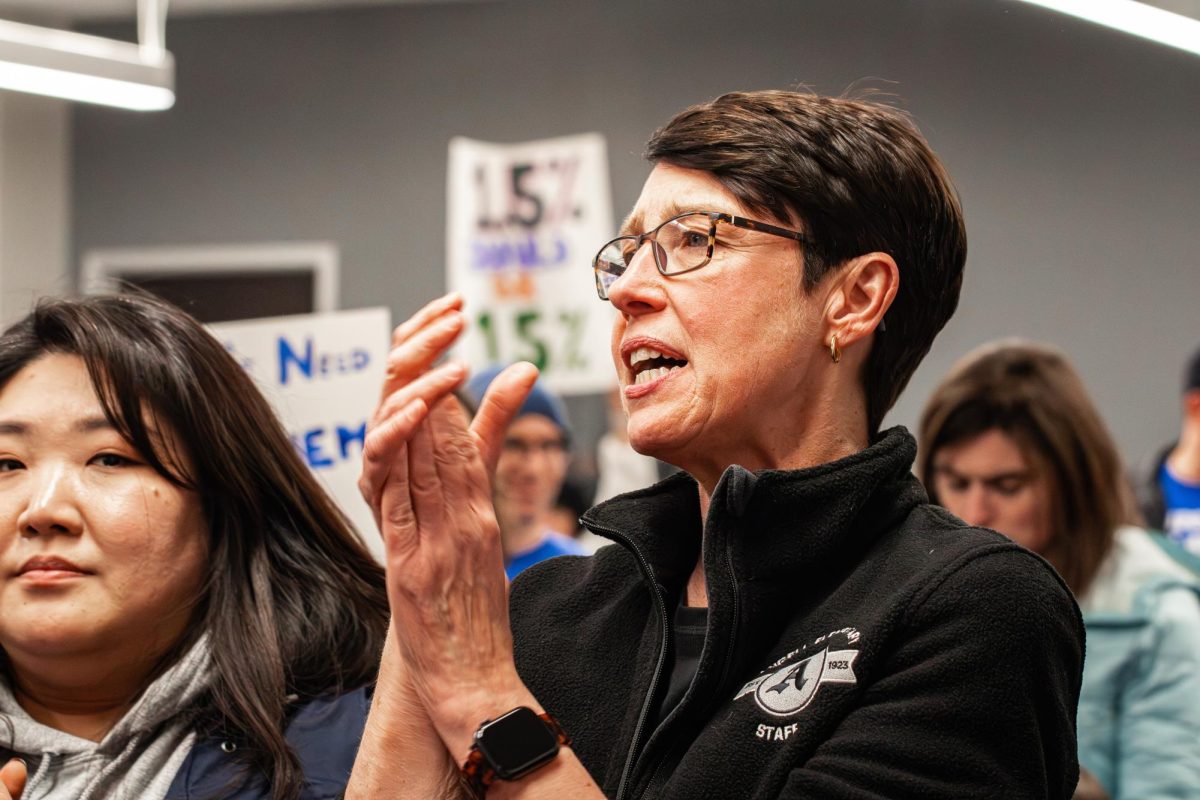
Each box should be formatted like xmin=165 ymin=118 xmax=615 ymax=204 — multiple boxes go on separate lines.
xmin=591 ymin=210 xmax=810 ymax=300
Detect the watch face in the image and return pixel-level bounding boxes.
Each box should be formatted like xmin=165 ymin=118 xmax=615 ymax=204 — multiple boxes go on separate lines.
xmin=476 ymin=707 xmax=560 ymax=780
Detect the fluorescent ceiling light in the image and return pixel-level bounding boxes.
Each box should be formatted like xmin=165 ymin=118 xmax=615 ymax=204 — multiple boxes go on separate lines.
xmin=1013 ymin=0 xmax=1200 ymax=57
xmin=0 ymin=0 xmax=173 ymax=111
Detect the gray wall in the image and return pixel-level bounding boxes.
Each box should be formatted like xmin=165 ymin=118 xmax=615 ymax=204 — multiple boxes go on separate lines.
xmin=0 ymin=92 xmax=71 ymax=323
xmin=73 ymin=0 xmax=1200 ymax=469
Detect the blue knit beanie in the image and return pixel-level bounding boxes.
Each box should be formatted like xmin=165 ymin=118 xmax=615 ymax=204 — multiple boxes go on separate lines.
xmin=465 ymin=365 xmax=571 ymax=439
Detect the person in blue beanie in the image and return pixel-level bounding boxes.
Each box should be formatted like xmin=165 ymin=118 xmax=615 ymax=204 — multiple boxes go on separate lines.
xmin=466 ymin=366 xmax=587 ymax=580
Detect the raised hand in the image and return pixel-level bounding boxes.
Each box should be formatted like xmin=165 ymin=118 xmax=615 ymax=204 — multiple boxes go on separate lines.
xmin=350 ymin=295 xmax=604 ymax=799
xmin=384 ymin=392 xmax=535 ymax=730
xmin=361 ymin=293 xmax=538 ymax=743
xmin=359 ymin=292 xmax=470 ymax=529
xmin=359 ymin=293 xmax=535 ymax=527
xmin=0 ymin=758 xmax=25 ymax=800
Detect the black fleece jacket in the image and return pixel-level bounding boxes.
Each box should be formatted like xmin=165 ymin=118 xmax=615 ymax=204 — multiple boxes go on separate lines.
xmin=510 ymin=428 xmax=1084 ymax=800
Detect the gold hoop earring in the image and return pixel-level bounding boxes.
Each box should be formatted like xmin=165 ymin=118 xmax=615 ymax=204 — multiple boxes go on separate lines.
xmin=829 ymin=334 xmax=841 ymax=364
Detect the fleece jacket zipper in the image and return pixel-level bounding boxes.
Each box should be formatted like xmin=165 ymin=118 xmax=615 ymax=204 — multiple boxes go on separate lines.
xmin=635 ymin=533 xmax=741 ymax=800
xmin=582 ymin=520 xmax=672 ymax=800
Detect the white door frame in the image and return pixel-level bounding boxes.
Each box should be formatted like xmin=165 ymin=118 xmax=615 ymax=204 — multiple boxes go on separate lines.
xmin=79 ymin=240 xmax=340 ymax=311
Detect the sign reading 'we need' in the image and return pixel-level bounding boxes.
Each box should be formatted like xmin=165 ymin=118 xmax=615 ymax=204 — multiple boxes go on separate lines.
xmin=209 ymin=307 xmax=391 ymax=560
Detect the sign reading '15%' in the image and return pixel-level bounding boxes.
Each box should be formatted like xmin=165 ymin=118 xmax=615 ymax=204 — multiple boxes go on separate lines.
xmin=447 ymin=133 xmax=616 ymax=395
xmin=473 ymin=158 xmax=582 ymax=231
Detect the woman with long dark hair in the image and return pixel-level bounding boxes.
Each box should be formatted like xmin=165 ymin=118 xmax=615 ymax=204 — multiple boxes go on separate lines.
xmin=0 ymin=292 xmax=389 ymax=799
xmin=919 ymin=340 xmax=1200 ymax=800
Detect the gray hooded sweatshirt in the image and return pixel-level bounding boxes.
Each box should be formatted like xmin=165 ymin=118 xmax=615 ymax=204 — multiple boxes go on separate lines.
xmin=0 ymin=635 xmax=210 ymax=800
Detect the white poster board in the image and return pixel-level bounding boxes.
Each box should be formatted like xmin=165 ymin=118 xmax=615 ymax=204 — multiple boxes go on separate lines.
xmin=447 ymin=133 xmax=616 ymax=395
xmin=209 ymin=307 xmax=391 ymax=560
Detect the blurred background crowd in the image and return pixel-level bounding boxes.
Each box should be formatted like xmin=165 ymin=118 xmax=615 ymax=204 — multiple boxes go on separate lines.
xmin=0 ymin=1 xmax=1195 ymax=799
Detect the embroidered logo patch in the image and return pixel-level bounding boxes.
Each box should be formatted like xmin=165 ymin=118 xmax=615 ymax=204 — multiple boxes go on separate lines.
xmin=735 ymin=628 xmax=860 ymax=717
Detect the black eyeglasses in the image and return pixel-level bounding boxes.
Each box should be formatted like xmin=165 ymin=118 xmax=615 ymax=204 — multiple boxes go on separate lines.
xmin=591 ymin=211 xmax=809 ymax=300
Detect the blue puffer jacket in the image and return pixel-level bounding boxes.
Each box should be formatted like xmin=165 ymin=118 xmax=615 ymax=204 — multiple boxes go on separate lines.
xmin=165 ymin=687 xmax=370 ymax=799
xmin=1076 ymin=527 xmax=1200 ymax=799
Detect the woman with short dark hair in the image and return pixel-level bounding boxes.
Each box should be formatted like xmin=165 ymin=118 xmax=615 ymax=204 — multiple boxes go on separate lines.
xmin=0 ymin=292 xmax=388 ymax=800
xmin=919 ymin=340 xmax=1200 ymax=800
xmin=349 ymin=91 xmax=1084 ymax=799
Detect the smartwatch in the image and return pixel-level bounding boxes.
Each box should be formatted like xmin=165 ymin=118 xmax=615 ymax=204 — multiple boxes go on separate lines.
xmin=461 ymin=707 xmax=570 ymax=798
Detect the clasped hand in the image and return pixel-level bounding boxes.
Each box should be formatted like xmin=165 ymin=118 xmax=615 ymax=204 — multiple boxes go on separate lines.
xmin=358 ymin=293 xmax=539 ymax=755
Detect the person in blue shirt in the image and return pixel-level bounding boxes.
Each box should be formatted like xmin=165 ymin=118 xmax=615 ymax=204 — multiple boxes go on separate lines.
xmin=466 ymin=367 xmax=588 ymax=580
xmin=1135 ymin=344 xmax=1200 ymax=559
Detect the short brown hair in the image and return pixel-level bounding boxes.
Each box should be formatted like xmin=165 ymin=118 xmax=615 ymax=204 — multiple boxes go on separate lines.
xmin=917 ymin=340 xmax=1137 ymax=595
xmin=646 ymin=90 xmax=967 ymax=433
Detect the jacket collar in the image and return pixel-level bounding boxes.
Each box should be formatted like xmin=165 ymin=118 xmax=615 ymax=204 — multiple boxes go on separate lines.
xmin=581 ymin=427 xmax=926 ymax=599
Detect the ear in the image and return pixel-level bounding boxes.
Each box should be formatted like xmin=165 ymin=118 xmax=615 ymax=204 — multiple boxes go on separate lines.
xmin=822 ymin=252 xmax=899 ymax=351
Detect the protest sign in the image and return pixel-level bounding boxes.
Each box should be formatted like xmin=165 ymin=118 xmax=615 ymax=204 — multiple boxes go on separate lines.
xmin=210 ymin=307 xmax=390 ymax=560
xmin=447 ymin=133 xmax=616 ymax=395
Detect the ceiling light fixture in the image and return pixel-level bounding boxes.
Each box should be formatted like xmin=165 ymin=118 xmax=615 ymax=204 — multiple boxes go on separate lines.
xmin=1013 ymin=0 xmax=1200 ymax=57
xmin=0 ymin=0 xmax=173 ymax=111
